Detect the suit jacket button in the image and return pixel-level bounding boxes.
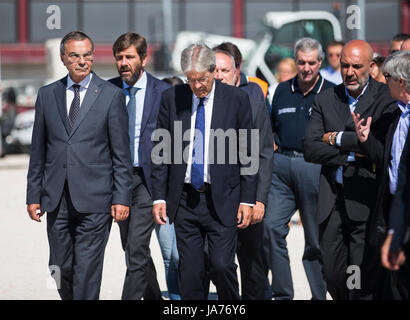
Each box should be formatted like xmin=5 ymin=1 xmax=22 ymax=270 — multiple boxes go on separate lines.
xmin=63 ymin=164 xmax=67 ymax=168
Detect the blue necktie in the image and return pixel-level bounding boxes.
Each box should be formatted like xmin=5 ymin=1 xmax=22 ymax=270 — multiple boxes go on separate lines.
xmin=126 ymin=87 xmax=139 ymax=163
xmin=191 ymin=97 xmax=205 ymax=190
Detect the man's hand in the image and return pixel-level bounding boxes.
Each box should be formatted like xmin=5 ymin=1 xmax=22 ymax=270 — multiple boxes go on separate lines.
xmin=111 ymin=204 xmax=130 ymax=223
xmin=237 ymin=204 xmax=253 ymax=229
xmin=381 ymin=233 xmax=406 ymax=270
xmin=352 ymin=112 xmax=372 ymax=143
xmin=153 ymin=203 xmax=167 ymax=225
xmin=322 ymin=132 xmax=337 ymax=146
xmin=251 ymin=201 xmax=265 ymax=224
xmin=27 ymin=204 xmax=45 ymax=222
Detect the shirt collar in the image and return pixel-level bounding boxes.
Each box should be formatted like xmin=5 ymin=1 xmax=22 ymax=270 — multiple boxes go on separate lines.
xmin=67 ymin=72 xmax=92 ymax=89
xmin=291 ymin=74 xmax=325 ymax=94
xmin=397 ymin=101 xmax=410 ymax=114
xmin=345 ymin=79 xmax=369 ymax=105
xmin=122 ymin=70 xmax=147 ymax=92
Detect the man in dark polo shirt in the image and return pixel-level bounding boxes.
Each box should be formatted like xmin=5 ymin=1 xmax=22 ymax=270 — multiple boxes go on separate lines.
xmin=263 ymin=37 xmax=334 ymax=300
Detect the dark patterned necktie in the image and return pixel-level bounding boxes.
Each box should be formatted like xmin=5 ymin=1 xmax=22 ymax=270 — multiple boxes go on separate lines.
xmin=68 ymin=84 xmax=81 ymax=131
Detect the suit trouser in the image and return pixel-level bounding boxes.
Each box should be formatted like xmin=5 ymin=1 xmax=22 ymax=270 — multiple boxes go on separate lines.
xmin=263 ymin=152 xmax=326 ymax=300
xmin=319 ymin=190 xmax=367 ymax=300
xmin=237 ymin=222 xmax=268 ymax=299
xmin=118 ymin=169 xmax=161 ymax=300
xmin=47 ymin=182 xmax=112 ymax=300
xmin=174 ymin=184 xmax=240 ymax=300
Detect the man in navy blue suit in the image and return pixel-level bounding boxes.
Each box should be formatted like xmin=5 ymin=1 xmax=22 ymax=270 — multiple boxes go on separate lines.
xmin=109 ymin=32 xmax=170 ymax=300
xmin=151 ymin=43 xmax=257 ymax=299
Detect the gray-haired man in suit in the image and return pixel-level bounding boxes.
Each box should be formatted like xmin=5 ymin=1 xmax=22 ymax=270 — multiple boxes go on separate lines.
xmin=26 ymin=31 xmax=133 ymax=300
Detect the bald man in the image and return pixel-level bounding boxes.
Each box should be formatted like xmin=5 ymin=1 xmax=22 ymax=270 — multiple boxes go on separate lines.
xmin=304 ymin=40 xmax=397 ymax=299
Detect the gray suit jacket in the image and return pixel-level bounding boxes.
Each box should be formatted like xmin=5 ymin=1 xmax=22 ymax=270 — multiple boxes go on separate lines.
xmin=26 ymin=72 xmax=133 ymax=213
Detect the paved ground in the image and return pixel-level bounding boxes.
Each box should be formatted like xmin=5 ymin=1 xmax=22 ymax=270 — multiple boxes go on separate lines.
xmin=0 ymin=154 xmax=329 ymax=300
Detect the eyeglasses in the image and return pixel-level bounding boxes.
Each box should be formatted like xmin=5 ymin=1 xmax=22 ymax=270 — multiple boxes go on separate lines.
xmin=384 ymin=73 xmax=392 ymax=81
xmin=64 ymin=51 xmax=94 ymax=62
xmin=186 ymin=74 xmax=210 ymax=85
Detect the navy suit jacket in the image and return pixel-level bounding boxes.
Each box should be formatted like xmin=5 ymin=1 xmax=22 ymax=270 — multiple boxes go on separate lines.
xmin=388 ymin=130 xmax=410 ymax=252
xmin=151 ymin=80 xmax=257 ymax=227
xmin=26 ymin=72 xmax=133 ymax=213
xmin=109 ymin=72 xmax=171 ymax=195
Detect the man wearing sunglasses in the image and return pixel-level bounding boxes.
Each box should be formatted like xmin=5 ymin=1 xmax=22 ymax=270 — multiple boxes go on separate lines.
xmin=320 ymin=40 xmax=344 ymax=85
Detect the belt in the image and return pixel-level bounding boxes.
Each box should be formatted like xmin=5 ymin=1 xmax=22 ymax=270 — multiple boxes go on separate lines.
xmin=276 ymin=146 xmax=304 ymax=158
xmin=133 ymin=166 xmax=143 ymax=175
xmin=183 ymin=183 xmax=210 ymax=193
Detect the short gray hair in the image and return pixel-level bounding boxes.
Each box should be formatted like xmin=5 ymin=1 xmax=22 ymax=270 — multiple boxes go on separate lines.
xmin=181 ymin=43 xmax=216 ymax=74
xmin=294 ymin=37 xmax=324 ymax=61
xmin=383 ymin=51 xmax=410 ymax=90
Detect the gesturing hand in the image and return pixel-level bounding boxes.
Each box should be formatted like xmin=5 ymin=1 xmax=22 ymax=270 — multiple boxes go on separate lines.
xmin=352 ymin=112 xmax=372 ymax=143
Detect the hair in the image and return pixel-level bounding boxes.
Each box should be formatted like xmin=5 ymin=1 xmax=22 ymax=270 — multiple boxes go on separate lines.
xmin=327 ymin=40 xmax=345 ymax=49
xmin=391 ymin=33 xmax=410 ymax=43
xmin=60 ymin=31 xmax=94 ymax=55
xmin=294 ymin=37 xmax=324 ymax=61
xmin=180 ymin=43 xmax=215 ymax=74
xmin=112 ymin=32 xmax=147 ymax=61
xmin=275 ymin=57 xmax=297 ymax=81
xmin=383 ymin=51 xmax=410 ymax=90
xmin=211 ymin=48 xmax=236 ymax=71
xmin=162 ymin=76 xmax=184 ymax=87
xmin=372 ymin=53 xmax=386 ymax=68
xmin=212 ymin=42 xmax=242 ymax=69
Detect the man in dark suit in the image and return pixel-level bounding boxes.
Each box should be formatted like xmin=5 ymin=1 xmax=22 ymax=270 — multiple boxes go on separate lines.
xmin=26 ymin=31 xmax=132 ymax=300
xmin=353 ymin=51 xmax=410 ymax=298
xmin=151 ymin=43 xmax=257 ymax=300
xmin=304 ymin=40 xmax=397 ymax=300
xmin=109 ymin=32 xmax=170 ymax=300
xmin=213 ymin=48 xmax=274 ymax=299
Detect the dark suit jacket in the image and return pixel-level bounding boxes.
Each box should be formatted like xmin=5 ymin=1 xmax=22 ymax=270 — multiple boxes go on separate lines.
xmin=389 ymin=131 xmax=410 ymax=251
xmin=249 ymin=99 xmax=274 ymax=206
xmin=303 ymin=77 xmax=397 ymax=224
xmin=151 ymin=80 xmax=257 ymax=227
xmin=359 ymin=107 xmax=400 ymax=246
xmin=26 ymin=72 xmax=133 ymax=213
xmin=109 ymin=72 xmax=171 ymax=196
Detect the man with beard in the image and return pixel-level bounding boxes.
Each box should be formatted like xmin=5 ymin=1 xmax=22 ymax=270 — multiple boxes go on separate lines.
xmin=263 ymin=37 xmax=332 ymax=300
xmin=304 ymin=40 xmax=397 ymax=299
xmin=109 ymin=32 xmax=170 ymax=300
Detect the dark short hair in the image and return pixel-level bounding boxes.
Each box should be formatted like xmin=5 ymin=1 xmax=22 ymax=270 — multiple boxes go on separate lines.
xmin=392 ymin=33 xmax=410 ymax=43
xmin=112 ymin=32 xmax=147 ymax=61
xmin=60 ymin=31 xmax=94 ymax=55
xmin=162 ymin=76 xmax=183 ymax=87
xmin=372 ymin=55 xmax=385 ymax=67
xmin=212 ymin=42 xmax=242 ymax=69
